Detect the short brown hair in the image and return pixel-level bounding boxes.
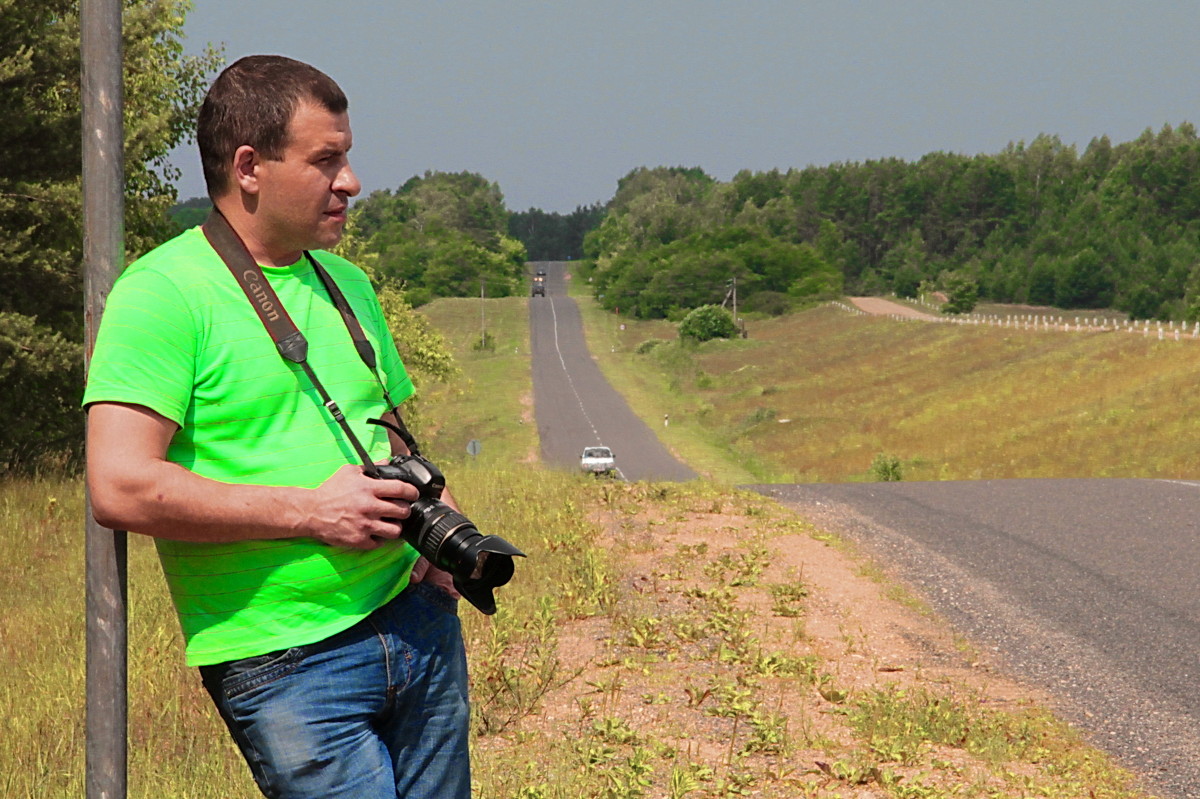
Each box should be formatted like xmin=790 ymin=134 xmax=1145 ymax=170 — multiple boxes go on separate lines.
xmin=197 ymin=55 xmax=348 ymax=197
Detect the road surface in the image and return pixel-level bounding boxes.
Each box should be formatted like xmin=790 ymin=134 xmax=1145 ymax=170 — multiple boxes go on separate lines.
xmin=749 ymin=478 xmax=1200 ymax=798
xmin=528 ymin=262 xmax=696 ymax=482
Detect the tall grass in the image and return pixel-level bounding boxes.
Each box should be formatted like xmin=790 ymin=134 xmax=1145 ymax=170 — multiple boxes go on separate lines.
xmin=0 ymin=467 xmax=615 ymax=798
xmin=1 ymin=478 xmax=255 ymax=799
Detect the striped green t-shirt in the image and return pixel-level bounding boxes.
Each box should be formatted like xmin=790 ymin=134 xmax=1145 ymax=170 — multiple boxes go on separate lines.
xmin=83 ymin=227 xmax=419 ymax=666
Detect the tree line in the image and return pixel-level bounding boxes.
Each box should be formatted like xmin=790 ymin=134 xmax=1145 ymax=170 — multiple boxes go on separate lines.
xmin=1 ymin=1 xmax=220 ymax=472
xmin=580 ymin=127 xmax=1200 ymax=321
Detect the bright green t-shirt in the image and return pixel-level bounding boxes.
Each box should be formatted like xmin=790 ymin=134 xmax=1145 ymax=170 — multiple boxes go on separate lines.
xmin=83 ymin=227 xmax=420 ymax=666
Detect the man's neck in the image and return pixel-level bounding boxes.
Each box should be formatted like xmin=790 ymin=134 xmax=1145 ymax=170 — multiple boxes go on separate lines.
xmin=212 ymin=199 xmax=301 ymax=267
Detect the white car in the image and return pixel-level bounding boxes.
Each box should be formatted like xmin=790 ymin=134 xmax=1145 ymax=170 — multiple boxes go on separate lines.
xmin=580 ymin=446 xmax=616 ymax=476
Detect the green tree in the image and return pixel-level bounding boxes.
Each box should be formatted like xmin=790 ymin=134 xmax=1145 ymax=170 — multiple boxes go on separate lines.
xmin=332 ymin=219 xmax=458 ymax=438
xmin=584 ymin=166 xmax=717 ymax=264
xmin=168 ymin=195 xmax=212 ymax=231
xmin=1027 ymin=256 xmax=1058 ymax=306
xmin=1054 ymin=247 xmax=1113 ymax=308
xmin=941 ymin=273 xmax=979 ymax=315
xmin=355 ymin=171 xmax=527 ymax=303
xmin=593 ymin=226 xmax=840 ymax=319
xmin=0 ymin=0 xmax=220 ymax=471
xmin=584 ymin=124 xmax=1200 ymax=323
xmin=508 ymin=203 xmax=604 ymax=260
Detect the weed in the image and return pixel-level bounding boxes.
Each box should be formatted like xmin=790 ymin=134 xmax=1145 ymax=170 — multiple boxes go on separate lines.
xmin=871 ymin=452 xmax=904 ymax=481
xmin=623 ymin=615 xmax=666 ymax=649
xmin=847 ymin=685 xmax=1059 ymax=768
xmin=703 ymin=547 xmax=769 ymax=587
xmin=591 ymin=716 xmax=642 ymax=746
xmin=743 ymin=711 xmax=791 ymax=755
xmin=752 ymin=652 xmax=819 ymax=681
xmin=667 ymin=765 xmax=703 ymax=798
xmin=472 ymin=330 xmax=496 ymax=351
xmin=768 ymin=579 xmax=809 ymax=617
xmin=743 ymin=407 xmax=778 ymax=428
xmin=671 ymin=618 xmax=707 ymax=644
xmin=471 ymin=598 xmax=569 ymax=735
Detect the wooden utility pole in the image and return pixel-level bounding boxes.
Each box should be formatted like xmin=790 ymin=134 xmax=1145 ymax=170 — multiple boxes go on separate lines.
xmin=81 ymin=0 xmax=128 ymax=796
xmin=724 ymin=273 xmax=734 ymax=323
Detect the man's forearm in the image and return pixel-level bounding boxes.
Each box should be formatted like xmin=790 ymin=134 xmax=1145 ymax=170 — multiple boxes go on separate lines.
xmin=89 ymin=457 xmax=313 ymax=543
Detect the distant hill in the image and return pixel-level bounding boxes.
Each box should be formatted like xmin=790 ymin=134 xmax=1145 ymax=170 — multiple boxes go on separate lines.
xmin=168 ymin=196 xmax=211 ymax=231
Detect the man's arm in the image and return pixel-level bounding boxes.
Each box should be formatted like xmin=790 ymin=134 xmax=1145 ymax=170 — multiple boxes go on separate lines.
xmin=87 ymin=401 xmax=418 ymax=549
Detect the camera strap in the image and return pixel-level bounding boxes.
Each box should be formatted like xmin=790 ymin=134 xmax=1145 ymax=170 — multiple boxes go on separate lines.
xmin=200 ymin=210 xmax=421 ymax=467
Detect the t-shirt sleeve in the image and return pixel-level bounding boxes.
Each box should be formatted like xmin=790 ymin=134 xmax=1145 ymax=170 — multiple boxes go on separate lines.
xmin=82 ymin=267 xmax=197 ymax=425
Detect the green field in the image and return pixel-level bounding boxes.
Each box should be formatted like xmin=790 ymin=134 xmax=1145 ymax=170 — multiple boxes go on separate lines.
xmin=575 ymin=292 xmax=1200 ymax=485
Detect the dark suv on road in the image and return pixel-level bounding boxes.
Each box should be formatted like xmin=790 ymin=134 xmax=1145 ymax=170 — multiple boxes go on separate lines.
xmin=531 ymin=270 xmax=546 ymax=297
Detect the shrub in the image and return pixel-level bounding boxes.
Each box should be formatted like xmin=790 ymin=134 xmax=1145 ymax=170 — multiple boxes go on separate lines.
xmin=679 ymin=305 xmax=737 ymax=342
xmin=941 ymin=275 xmax=979 ymax=315
xmin=870 ymin=453 xmax=903 ymax=482
xmin=636 ymin=339 xmax=666 ymax=355
xmin=741 ymin=290 xmax=791 ymax=317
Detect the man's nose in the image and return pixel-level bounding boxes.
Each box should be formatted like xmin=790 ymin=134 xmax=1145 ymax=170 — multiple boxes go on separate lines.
xmin=335 ymin=163 xmax=361 ymax=197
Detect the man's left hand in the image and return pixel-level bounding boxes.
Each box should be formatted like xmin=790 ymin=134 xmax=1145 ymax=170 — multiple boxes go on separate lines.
xmin=409 ymin=556 xmax=461 ymax=598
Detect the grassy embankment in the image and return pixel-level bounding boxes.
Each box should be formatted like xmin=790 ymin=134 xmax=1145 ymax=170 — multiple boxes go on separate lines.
xmin=572 ymin=283 xmax=1200 ymax=484
xmin=0 ymin=289 xmax=1156 ymax=797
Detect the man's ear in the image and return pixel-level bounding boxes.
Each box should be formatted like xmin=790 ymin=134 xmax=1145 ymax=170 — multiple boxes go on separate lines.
xmin=232 ymin=145 xmax=261 ymax=195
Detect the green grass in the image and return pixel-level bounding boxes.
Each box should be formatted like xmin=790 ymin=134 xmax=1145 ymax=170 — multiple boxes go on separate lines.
xmin=572 ymin=288 xmax=1200 ymax=483
xmin=413 ymin=296 xmax=537 ymax=470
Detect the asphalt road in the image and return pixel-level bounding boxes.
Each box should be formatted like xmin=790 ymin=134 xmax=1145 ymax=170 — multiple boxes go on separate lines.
xmin=748 ymin=478 xmax=1200 ymax=798
xmin=528 ymin=261 xmax=696 ymax=482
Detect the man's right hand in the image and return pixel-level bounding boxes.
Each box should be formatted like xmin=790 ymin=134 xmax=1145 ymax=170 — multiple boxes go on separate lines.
xmin=304 ymin=464 xmax=421 ymax=549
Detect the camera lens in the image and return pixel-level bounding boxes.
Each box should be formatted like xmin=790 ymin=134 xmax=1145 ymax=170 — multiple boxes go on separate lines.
xmin=403 ymin=500 xmax=524 ymax=615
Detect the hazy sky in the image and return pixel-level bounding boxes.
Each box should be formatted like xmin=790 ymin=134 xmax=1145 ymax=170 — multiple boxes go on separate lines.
xmin=170 ymin=1 xmax=1199 ymax=213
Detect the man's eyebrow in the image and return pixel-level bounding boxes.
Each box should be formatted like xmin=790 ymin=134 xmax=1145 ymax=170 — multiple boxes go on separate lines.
xmin=312 ymin=144 xmax=349 ymax=159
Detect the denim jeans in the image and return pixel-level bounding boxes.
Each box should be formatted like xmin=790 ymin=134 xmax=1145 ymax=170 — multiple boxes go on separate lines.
xmin=199 ymin=582 xmax=471 ymax=799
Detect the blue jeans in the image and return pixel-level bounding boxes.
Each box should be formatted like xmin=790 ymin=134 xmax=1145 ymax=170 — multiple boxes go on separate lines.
xmin=200 ymin=582 xmax=471 ymax=799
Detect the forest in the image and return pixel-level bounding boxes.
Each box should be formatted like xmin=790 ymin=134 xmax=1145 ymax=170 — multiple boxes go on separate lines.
xmin=578 ymin=127 xmax=1200 ymax=320
xmin=379 ymin=125 xmax=1200 ymax=324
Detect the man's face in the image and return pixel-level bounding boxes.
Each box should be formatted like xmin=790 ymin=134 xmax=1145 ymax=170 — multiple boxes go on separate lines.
xmin=253 ymin=101 xmax=361 ymax=261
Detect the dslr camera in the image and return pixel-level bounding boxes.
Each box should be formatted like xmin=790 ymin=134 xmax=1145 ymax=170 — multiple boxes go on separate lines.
xmin=374 ymin=450 xmax=524 ymax=615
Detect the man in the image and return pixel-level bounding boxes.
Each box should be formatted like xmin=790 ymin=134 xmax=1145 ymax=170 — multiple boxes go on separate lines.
xmin=84 ymin=56 xmax=471 ymax=798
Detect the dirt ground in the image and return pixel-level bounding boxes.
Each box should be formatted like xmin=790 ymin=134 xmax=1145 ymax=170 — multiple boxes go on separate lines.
xmin=474 ymin=487 xmax=1101 ymax=798
xmin=848 ymin=296 xmax=941 ymax=321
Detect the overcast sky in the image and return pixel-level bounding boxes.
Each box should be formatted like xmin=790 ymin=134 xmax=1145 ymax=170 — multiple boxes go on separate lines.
xmin=170 ymin=1 xmax=1200 ymax=213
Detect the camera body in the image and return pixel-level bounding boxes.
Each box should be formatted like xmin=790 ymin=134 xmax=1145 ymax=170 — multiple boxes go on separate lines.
xmin=374 ymin=453 xmax=523 ymax=615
